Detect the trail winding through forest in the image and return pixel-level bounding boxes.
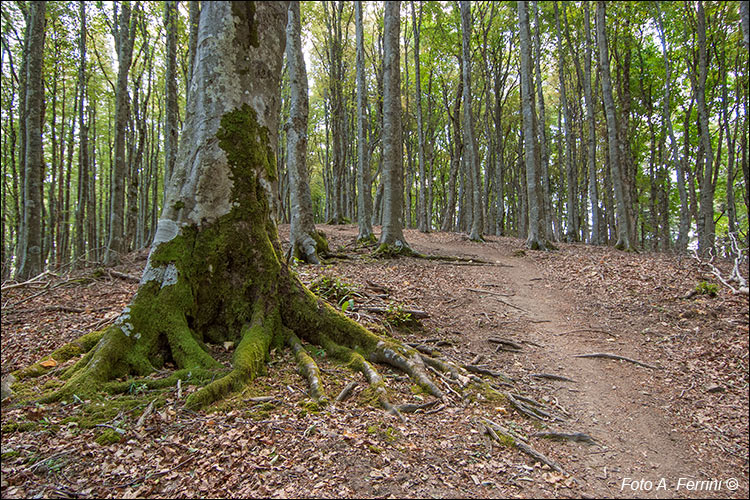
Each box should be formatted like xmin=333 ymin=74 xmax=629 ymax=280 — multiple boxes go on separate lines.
xmin=2 ymin=226 xmax=747 ymax=499
xmin=396 ymin=227 xmax=747 ymax=499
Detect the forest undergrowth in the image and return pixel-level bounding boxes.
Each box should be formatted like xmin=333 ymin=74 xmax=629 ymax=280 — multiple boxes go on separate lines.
xmin=1 ymin=225 xmax=748 ymax=499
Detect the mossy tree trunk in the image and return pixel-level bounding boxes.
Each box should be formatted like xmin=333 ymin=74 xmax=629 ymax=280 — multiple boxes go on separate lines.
xmin=51 ymin=1 xmax=443 ymax=411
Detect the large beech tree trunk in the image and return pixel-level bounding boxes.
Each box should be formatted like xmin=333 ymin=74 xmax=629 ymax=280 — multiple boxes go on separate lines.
xmin=50 ymin=1 xmax=442 ymax=411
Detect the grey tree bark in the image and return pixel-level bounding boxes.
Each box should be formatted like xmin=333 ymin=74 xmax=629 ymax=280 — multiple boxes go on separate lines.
xmin=164 ymin=1 xmax=179 ymax=196
xmin=322 ymin=1 xmax=347 ymax=224
xmin=439 ymin=74 xmax=462 ymax=233
xmin=518 ymin=0 xmax=547 ymax=250
xmin=554 ymin=2 xmax=578 ymax=242
xmin=187 ymin=1 xmax=200 ymax=98
xmin=412 ymin=0 xmax=428 ymax=232
xmin=16 ymin=0 xmax=46 ymax=280
xmin=583 ymin=3 xmax=599 ymax=245
xmin=378 ymin=0 xmax=409 ymax=252
xmin=596 ymin=1 xmax=632 ymax=251
xmin=355 ymin=1 xmax=374 ymax=243
xmin=74 ymin=2 xmax=89 ymax=263
xmin=692 ymin=1 xmax=715 ymax=257
xmin=287 ymin=1 xmax=327 ymax=263
xmin=105 ymin=1 xmax=137 ymax=265
xmin=460 ymin=1 xmax=483 ymax=242
xmin=655 ymin=3 xmax=688 ymax=252
xmin=532 ymin=1 xmax=553 ymax=240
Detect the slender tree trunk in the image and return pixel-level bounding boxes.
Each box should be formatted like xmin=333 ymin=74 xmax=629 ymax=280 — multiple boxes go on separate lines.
xmin=583 ymin=3 xmax=599 ymax=245
xmin=355 ymin=1 xmax=374 ymax=243
xmin=287 ymin=1 xmax=327 ymax=263
xmin=657 ymin=0 xmax=689 ymax=253
xmin=164 ymin=1 xmax=179 ymax=194
xmin=378 ymin=1 xmax=409 ymax=252
xmin=440 ymin=73 xmax=462 ymax=233
xmin=533 ymin=1 xmax=553 ymax=240
xmin=596 ymin=1 xmax=632 ymax=251
xmin=186 ymin=0 xmax=200 ymax=106
xmin=412 ymin=1 xmax=428 ymax=232
xmin=76 ymin=3 xmax=89 ymax=263
xmin=460 ymin=1 xmax=483 ymax=242
xmin=692 ymin=1 xmax=715 ymax=257
xmin=105 ymin=1 xmax=136 ymax=265
xmin=518 ymin=0 xmax=546 ymax=249
xmin=554 ymin=2 xmax=578 ymax=242
xmin=16 ymin=1 xmax=46 ymax=280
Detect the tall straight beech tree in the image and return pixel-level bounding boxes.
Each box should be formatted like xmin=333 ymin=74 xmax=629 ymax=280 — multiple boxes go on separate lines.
xmin=355 ymin=0 xmax=374 ymax=244
xmin=286 ymin=1 xmax=327 ymax=263
xmin=377 ymin=0 xmax=411 ymax=253
xmin=460 ymin=0 xmax=483 ymax=242
xmin=596 ymin=1 xmax=632 ymax=251
xmin=16 ymin=1 xmax=46 ymax=280
xmin=517 ymin=0 xmax=549 ymax=250
xmin=47 ymin=1 xmax=445 ymax=411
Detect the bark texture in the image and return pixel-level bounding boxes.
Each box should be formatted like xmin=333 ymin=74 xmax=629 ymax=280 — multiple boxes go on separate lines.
xmin=596 ymin=1 xmax=632 ymax=251
xmin=460 ymin=1 xmax=483 ymax=242
xmin=378 ymin=1 xmax=410 ymax=253
xmin=16 ymin=1 xmax=46 ymax=280
xmin=518 ymin=0 xmax=548 ymax=250
xmin=355 ymin=1 xmax=375 ymax=243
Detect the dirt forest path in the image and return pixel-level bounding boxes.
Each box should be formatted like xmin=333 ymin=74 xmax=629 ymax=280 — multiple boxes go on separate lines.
xmin=375 ymin=226 xmax=747 ymax=499
xmin=2 ymin=225 xmax=747 ymax=499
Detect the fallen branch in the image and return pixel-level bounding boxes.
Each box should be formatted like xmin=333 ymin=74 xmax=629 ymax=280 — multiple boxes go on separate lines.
xmin=574 ymin=352 xmax=660 ymax=370
xmin=1 ymin=271 xmax=56 ymax=292
xmin=107 ymin=269 xmax=141 ymax=283
xmin=466 ymin=288 xmax=514 ymax=297
xmin=691 ymin=243 xmax=749 ymax=295
xmin=558 ymin=328 xmax=611 ymax=336
xmin=505 ymin=392 xmax=566 ymax=422
xmin=467 ymin=288 xmax=527 ymax=312
xmin=335 ymin=381 xmax=358 ymax=404
xmin=136 ymin=399 xmax=156 ymax=428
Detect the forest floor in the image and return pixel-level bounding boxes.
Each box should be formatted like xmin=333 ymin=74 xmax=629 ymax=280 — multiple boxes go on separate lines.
xmin=1 ymin=224 xmax=748 ymax=499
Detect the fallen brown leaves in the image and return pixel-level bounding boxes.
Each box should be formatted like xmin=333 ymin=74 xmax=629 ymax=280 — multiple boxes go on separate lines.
xmin=2 ymin=228 xmax=748 ymax=499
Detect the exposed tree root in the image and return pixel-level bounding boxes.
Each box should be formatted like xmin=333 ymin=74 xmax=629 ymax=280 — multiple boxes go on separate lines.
xmin=463 ymin=365 xmax=515 ymax=383
xmin=574 ymin=352 xmax=660 ymax=370
xmin=334 ymin=381 xmax=358 ymax=404
xmin=532 ymin=431 xmax=597 ymax=445
xmin=530 ymin=373 xmax=576 ymax=383
xmin=483 ymin=418 xmax=565 ymax=473
xmin=287 ymin=330 xmax=326 ymax=403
